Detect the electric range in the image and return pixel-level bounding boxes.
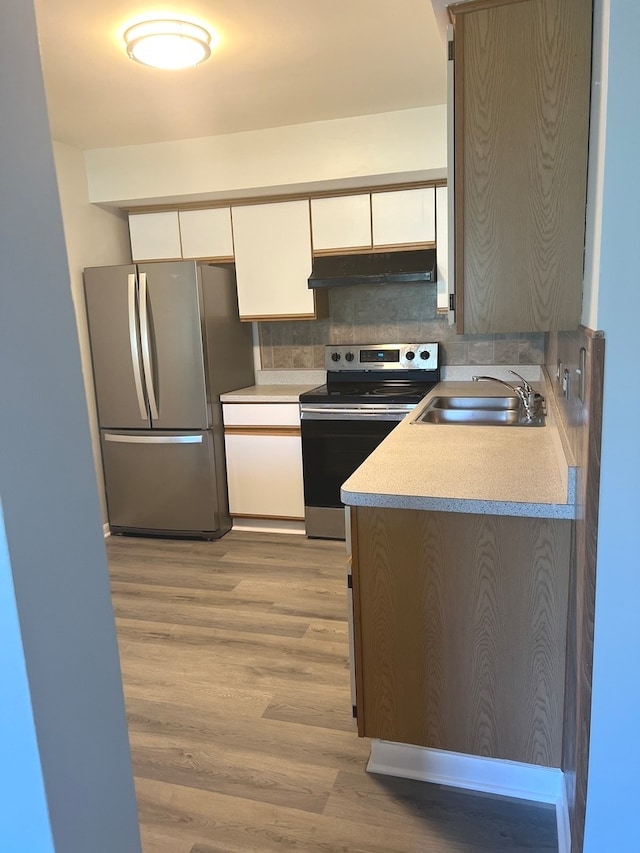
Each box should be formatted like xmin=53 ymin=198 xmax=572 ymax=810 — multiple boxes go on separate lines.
xmin=299 ymin=343 xmax=440 ymax=539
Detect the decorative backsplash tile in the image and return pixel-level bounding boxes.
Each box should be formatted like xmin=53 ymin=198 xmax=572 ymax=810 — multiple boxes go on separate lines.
xmin=258 ymin=283 xmax=545 ymax=369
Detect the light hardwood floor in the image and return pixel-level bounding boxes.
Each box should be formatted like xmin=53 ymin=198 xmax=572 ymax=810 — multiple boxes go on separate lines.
xmin=107 ymin=530 xmax=558 ymax=853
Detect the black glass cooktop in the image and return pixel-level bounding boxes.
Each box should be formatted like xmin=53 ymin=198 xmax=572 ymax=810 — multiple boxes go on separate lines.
xmin=300 ymin=380 xmax=439 ymax=406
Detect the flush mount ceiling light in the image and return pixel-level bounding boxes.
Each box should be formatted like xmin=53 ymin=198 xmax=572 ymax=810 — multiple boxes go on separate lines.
xmin=124 ymin=19 xmax=212 ymax=70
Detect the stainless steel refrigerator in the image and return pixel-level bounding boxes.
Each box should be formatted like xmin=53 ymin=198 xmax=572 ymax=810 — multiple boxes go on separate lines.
xmin=83 ymin=261 xmax=254 ymax=539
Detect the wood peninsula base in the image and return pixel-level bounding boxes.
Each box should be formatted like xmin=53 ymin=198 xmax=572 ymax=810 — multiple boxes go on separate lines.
xmin=349 ymin=506 xmax=572 ymax=768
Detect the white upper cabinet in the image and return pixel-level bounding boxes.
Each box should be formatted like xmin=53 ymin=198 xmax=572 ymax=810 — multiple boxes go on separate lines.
xmin=178 ymin=208 xmax=234 ymax=259
xmin=435 ymin=185 xmax=452 ymax=316
xmin=129 ymin=209 xmax=233 ymax=261
xmin=371 ymin=187 xmax=436 ymax=247
xmin=310 ymin=194 xmax=372 ymax=252
xmin=231 ymin=200 xmax=318 ymax=321
xmin=129 ymin=212 xmax=182 ymax=261
xmin=128 ymin=186 xmax=441 ymax=282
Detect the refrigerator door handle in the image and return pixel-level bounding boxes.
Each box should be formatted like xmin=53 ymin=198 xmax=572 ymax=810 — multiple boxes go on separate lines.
xmin=128 ymin=273 xmax=148 ymax=421
xmin=104 ymin=433 xmax=203 ymax=444
xmin=138 ymin=272 xmax=160 ymax=421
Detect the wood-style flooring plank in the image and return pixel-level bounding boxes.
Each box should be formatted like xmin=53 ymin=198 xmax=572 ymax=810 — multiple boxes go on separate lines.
xmin=131 ymin=732 xmax=338 ymax=815
xmin=108 ymin=530 xmax=558 ymax=853
xmin=126 ymin=697 xmax=368 ymax=775
xmin=135 ymin=777 xmax=447 ymax=853
xmin=261 ymin=682 xmax=356 ymax=733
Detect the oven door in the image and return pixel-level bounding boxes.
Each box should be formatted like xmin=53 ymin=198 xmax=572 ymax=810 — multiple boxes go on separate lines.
xmin=300 ymin=406 xmax=406 ymax=539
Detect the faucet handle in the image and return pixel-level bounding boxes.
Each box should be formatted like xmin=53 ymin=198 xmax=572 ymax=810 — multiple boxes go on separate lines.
xmin=508 ymin=370 xmax=533 ymax=395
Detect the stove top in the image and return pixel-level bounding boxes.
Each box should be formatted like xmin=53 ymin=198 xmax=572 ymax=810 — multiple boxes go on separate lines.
xmin=300 ymin=381 xmax=438 ymax=405
xmin=299 ymin=342 xmax=441 ymax=407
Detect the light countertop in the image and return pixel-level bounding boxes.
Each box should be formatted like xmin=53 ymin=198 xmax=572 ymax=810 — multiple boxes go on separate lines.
xmin=341 ymin=378 xmax=577 ymax=519
xmin=220 ymin=384 xmax=319 ymax=403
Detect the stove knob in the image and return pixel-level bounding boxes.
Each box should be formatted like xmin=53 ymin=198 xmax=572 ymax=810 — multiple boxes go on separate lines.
xmin=419 ymin=350 xmax=431 ymax=360
xmin=405 ymin=350 xmax=415 ymax=361
xmin=331 ymin=352 xmax=341 ymax=362
xmin=345 ymin=352 xmax=355 ymax=362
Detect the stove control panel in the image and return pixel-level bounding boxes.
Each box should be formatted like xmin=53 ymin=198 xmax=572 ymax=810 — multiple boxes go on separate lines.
xmin=325 ymin=343 xmax=439 ymax=371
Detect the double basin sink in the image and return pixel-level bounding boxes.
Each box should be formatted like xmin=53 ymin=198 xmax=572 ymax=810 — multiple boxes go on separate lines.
xmin=414 ymin=395 xmax=546 ymax=427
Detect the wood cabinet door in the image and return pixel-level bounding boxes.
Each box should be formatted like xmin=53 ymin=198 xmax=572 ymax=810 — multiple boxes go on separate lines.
xmin=371 ymin=187 xmax=436 ymax=247
xmin=178 ymin=208 xmax=233 ymax=259
xmin=129 ymin=212 xmax=181 ymax=261
xmin=231 ymin=200 xmax=317 ymax=320
xmin=351 ymin=506 xmax=571 ymax=767
xmin=452 ymin=0 xmax=591 ymax=333
xmin=310 ymin=194 xmax=372 ymax=252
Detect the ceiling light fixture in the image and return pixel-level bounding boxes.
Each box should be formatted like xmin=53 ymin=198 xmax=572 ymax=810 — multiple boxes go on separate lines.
xmin=124 ymin=19 xmax=212 ymax=70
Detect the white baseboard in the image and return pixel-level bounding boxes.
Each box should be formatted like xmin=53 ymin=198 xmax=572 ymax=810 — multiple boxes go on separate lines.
xmin=556 ymin=774 xmax=571 ymax=853
xmin=103 ymin=523 xmax=110 ymax=538
xmin=367 ymin=739 xmax=563 ymax=804
xmin=231 ymin=518 xmax=306 ymax=535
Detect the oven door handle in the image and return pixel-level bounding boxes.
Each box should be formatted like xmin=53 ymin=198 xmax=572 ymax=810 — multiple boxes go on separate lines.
xmin=300 ymin=406 xmax=411 ymax=421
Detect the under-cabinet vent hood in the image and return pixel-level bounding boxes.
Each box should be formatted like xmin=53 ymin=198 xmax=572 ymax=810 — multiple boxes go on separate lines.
xmin=307 ymin=249 xmax=437 ymax=289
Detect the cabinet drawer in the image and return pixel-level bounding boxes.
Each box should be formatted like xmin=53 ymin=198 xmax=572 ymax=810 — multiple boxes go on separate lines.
xmin=222 ymin=402 xmax=300 ymax=427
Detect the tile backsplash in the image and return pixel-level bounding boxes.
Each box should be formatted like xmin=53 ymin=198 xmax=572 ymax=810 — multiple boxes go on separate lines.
xmin=258 ymin=283 xmax=545 ymax=369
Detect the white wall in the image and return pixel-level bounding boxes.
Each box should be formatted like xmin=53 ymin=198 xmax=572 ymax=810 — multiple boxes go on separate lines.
xmin=85 ymin=105 xmax=447 ymax=207
xmin=52 ymin=141 xmax=131 ymax=522
xmin=583 ymin=1 xmax=640 ymax=850
xmin=0 ymin=2 xmax=140 ymax=850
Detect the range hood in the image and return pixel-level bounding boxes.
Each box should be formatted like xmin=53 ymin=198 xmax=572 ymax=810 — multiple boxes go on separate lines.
xmin=307 ymin=249 xmax=437 ymax=289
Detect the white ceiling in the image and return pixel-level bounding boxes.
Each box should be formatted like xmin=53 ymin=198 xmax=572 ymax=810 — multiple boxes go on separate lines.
xmin=34 ymin=0 xmax=447 ymax=150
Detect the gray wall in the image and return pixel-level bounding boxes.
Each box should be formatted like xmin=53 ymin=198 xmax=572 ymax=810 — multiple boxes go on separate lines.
xmin=0 ymin=2 xmax=140 ymax=851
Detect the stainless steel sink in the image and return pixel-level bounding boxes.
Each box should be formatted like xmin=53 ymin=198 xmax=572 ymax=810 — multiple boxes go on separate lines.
xmin=414 ymin=395 xmax=545 ymax=427
xmin=428 ymin=396 xmax=521 ymax=411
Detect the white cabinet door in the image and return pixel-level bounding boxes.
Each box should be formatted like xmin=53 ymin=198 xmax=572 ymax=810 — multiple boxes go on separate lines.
xmin=371 ymin=187 xmax=436 ymax=247
xmin=129 ymin=212 xmax=182 ymax=261
xmin=178 ymin=208 xmax=234 ymax=259
xmin=435 ymin=186 xmax=452 ymax=316
xmin=310 ymin=194 xmax=372 ymax=252
xmin=231 ymin=200 xmax=315 ymax=320
xmin=224 ymin=433 xmax=304 ymax=519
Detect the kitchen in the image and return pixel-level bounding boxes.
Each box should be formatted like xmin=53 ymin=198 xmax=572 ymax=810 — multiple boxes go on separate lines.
xmin=3 ymin=1 xmax=636 ymax=849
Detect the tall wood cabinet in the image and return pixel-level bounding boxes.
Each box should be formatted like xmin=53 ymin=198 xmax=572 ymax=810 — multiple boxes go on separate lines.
xmin=450 ymin=0 xmax=592 ymax=333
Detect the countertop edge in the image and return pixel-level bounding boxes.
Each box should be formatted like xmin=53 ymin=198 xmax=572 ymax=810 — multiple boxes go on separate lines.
xmin=340 ymin=487 xmax=576 ymax=519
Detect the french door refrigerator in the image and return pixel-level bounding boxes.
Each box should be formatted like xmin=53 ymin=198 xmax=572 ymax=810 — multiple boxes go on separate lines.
xmin=83 ymin=261 xmax=254 ymax=539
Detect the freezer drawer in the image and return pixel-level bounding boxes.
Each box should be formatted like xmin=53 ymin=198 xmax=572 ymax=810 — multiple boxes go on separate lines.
xmin=101 ymin=430 xmax=229 ymax=538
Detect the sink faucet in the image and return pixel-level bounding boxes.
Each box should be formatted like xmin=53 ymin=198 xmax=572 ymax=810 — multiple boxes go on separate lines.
xmin=472 ymin=371 xmax=542 ymax=421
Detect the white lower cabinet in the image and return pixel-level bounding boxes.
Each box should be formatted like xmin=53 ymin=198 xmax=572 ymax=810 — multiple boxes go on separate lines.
xmin=222 ymin=402 xmax=304 ymax=520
